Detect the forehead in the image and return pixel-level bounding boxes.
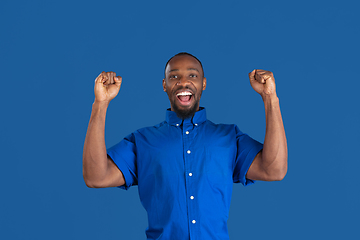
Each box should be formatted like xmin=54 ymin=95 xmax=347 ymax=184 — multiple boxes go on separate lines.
xmin=165 ymin=55 xmax=203 ymax=74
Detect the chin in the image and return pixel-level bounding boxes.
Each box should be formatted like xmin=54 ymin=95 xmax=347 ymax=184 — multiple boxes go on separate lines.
xmin=173 ymin=103 xmax=199 ymax=119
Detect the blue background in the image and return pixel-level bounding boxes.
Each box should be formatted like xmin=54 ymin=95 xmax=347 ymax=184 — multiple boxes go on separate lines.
xmin=1 ymin=0 xmax=359 ymax=239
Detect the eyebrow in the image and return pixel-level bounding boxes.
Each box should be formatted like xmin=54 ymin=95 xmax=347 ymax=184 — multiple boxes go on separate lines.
xmin=169 ymin=68 xmax=200 ymax=73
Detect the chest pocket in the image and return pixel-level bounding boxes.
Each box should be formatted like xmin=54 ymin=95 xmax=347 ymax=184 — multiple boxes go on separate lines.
xmin=205 ymin=147 xmax=234 ymax=185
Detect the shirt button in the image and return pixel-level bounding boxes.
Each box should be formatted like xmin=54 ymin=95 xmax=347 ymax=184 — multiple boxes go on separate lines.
xmin=190 ymin=196 xmax=194 ymax=200
xmin=185 ymin=131 xmax=189 ymax=134
xmin=176 ymin=124 xmax=179 ymax=126
xmin=188 ymin=173 xmax=193 ymax=176
xmin=187 ymin=150 xmax=191 ymax=154
xmin=195 ymin=123 xmax=198 ymax=126
xmin=192 ymin=220 xmax=196 ymax=224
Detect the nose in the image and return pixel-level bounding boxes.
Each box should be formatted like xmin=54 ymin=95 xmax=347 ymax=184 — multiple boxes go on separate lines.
xmin=176 ymin=76 xmax=190 ymax=86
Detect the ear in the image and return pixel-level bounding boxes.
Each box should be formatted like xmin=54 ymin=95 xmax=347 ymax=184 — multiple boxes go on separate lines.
xmin=202 ymin=77 xmax=207 ymax=91
xmin=162 ymin=78 xmax=167 ymax=92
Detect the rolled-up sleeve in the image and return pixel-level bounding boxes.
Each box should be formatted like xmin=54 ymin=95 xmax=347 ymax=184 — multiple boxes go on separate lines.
xmin=107 ymin=133 xmax=138 ymax=190
xmin=233 ymin=126 xmax=263 ymax=186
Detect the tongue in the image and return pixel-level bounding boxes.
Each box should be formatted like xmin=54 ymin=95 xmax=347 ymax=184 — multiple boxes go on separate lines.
xmin=179 ymin=95 xmax=190 ymax=102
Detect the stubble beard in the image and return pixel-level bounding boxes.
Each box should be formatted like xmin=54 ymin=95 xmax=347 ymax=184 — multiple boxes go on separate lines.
xmin=172 ymin=100 xmax=199 ymax=119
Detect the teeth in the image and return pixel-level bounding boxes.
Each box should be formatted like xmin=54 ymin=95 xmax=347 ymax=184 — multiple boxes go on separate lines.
xmin=177 ymin=92 xmax=192 ymax=96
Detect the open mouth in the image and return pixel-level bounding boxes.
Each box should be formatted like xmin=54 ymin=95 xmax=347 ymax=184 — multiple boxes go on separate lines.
xmin=176 ymin=91 xmax=193 ymax=106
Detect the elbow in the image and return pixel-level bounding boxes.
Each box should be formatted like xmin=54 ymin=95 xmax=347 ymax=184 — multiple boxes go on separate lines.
xmin=273 ymin=169 xmax=287 ymax=181
xmin=84 ymin=179 xmax=96 ymax=188
xmin=83 ymin=168 xmax=94 ymax=188
xmin=82 ymin=162 xmax=106 ymax=188
xmin=83 ymin=178 xmax=104 ymax=188
xmin=83 ymin=171 xmax=103 ymax=188
xmin=266 ymin=158 xmax=288 ymax=181
xmin=271 ymin=162 xmax=288 ymax=181
xmin=83 ymin=171 xmax=116 ymax=188
xmin=83 ymin=175 xmax=97 ymax=188
xmin=266 ymin=170 xmax=286 ymax=181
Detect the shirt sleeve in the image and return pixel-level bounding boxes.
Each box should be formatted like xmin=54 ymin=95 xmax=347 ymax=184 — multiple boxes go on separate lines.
xmin=107 ymin=133 xmax=138 ymax=190
xmin=233 ymin=125 xmax=263 ymax=186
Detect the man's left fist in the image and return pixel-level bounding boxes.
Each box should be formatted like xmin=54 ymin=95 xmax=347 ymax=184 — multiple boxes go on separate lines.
xmin=249 ymin=69 xmax=276 ymax=97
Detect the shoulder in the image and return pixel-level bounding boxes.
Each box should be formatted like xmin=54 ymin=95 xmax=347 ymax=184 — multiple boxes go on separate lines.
xmin=202 ymin=120 xmax=240 ymax=137
xmin=132 ymin=121 xmax=168 ymax=137
xmin=204 ymin=120 xmax=238 ymax=131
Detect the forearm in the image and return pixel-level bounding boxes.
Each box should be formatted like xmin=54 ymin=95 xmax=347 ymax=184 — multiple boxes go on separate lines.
xmin=261 ymin=94 xmax=288 ymax=179
xmin=82 ymin=101 xmax=111 ymax=187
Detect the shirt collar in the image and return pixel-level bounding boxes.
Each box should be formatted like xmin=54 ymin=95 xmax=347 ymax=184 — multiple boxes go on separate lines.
xmin=165 ymin=107 xmax=207 ymax=126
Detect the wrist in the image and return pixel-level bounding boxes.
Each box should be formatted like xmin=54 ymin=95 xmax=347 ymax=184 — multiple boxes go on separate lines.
xmin=262 ymin=94 xmax=280 ymax=112
xmin=93 ymin=100 xmax=110 ymax=108
xmin=261 ymin=93 xmax=278 ymax=103
xmin=92 ymin=101 xmax=110 ymax=116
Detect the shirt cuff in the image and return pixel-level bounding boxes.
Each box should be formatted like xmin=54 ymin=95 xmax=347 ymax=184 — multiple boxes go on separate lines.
xmin=234 ymin=145 xmax=263 ymax=186
xmin=107 ymin=153 xmax=133 ymax=190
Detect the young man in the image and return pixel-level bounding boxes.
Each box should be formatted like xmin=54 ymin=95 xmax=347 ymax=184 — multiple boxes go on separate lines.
xmin=83 ymin=52 xmax=287 ymax=240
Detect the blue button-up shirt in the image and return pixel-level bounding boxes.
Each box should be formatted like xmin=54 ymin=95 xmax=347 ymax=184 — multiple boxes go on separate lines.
xmin=107 ymin=108 xmax=263 ymax=240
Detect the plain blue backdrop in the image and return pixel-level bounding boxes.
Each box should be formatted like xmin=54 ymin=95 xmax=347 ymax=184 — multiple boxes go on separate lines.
xmin=1 ymin=0 xmax=359 ymax=239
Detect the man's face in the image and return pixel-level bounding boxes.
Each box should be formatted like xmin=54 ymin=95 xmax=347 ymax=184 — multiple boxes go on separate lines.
xmin=163 ymin=55 xmax=207 ymax=119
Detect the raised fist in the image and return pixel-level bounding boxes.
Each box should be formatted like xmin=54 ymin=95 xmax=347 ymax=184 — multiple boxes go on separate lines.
xmin=94 ymin=71 xmax=122 ymax=103
xmin=249 ymin=69 xmax=276 ymax=98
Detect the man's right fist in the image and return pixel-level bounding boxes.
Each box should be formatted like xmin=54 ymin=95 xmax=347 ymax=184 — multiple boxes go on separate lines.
xmin=94 ymin=71 xmax=122 ymax=103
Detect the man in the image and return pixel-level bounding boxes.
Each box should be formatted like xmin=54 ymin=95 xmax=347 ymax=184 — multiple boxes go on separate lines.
xmin=83 ymin=52 xmax=287 ymax=239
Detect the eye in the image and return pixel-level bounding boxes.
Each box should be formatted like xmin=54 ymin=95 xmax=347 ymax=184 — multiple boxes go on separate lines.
xmin=169 ymin=75 xmax=178 ymax=79
xmin=189 ymin=74 xmax=197 ymax=78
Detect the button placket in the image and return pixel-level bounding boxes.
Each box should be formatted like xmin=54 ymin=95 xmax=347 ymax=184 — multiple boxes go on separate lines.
xmin=183 ymin=122 xmax=198 ymax=235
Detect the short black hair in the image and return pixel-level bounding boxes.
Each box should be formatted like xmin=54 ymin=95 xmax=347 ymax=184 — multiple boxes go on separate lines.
xmin=164 ymin=52 xmax=204 ymax=78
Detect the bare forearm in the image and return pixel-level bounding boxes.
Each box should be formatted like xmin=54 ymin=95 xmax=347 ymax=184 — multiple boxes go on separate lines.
xmin=83 ymin=101 xmax=110 ymax=187
xmin=261 ymin=95 xmax=288 ymax=179
xmin=247 ymin=70 xmax=287 ymax=181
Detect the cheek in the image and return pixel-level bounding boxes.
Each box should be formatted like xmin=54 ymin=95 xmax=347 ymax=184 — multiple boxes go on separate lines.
xmin=165 ymin=86 xmax=175 ymax=98
xmin=164 ymin=81 xmax=174 ymax=91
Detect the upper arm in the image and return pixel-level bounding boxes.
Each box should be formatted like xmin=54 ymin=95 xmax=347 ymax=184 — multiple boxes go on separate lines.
xmin=104 ymin=155 xmax=126 ymax=187
xmin=246 ymin=150 xmax=286 ymax=181
xmin=87 ymin=156 xmax=125 ymax=188
xmin=246 ymin=150 xmax=269 ymax=181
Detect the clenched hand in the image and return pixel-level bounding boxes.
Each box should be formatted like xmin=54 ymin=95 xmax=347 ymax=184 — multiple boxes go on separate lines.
xmin=94 ymin=71 xmax=122 ymax=103
xmin=249 ymin=69 xmax=276 ymax=98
